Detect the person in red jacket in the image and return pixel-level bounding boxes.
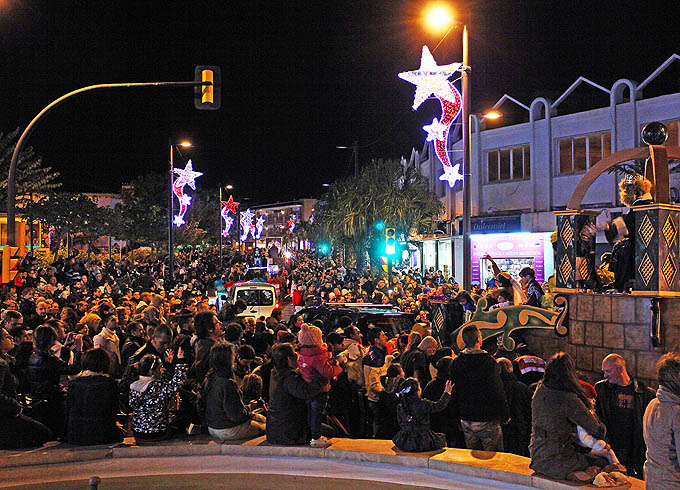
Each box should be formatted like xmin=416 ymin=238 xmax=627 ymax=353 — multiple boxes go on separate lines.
xmin=297 ymin=323 xmax=342 ymax=447
xmin=291 ymin=284 xmax=305 ymax=312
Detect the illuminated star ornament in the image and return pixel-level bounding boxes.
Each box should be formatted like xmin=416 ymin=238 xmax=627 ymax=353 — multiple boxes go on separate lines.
xmin=398 ymin=46 xmax=463 ymax=187
xmin=240 ymin=208 xmax=255 ymax=241
xmin=222 ymin=195 xmax=239 ymax=214
xmin=423 ymin=118 xmax=447 ymax=142
xmin=172 ymin=160 xmax=203 ymax=227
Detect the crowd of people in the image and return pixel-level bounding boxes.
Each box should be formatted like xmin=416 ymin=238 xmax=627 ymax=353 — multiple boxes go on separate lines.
xmin=0 ymin=247 xmax=678 ymax=487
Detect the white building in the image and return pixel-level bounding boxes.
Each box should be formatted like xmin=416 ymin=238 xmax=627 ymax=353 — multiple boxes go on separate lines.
xmin=408 ymin=54 xmax=680 ymax=286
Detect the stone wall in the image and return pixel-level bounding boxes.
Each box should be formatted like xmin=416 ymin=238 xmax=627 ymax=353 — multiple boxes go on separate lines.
xmin=522 ymin=293 xmax=680 ymax=388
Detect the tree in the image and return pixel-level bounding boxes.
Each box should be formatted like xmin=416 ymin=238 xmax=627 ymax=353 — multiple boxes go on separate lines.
xmin=113 ymin=172 xmax=168 ymax=249
xmin=313 ymin=158 xmax=443 ymax=269
xmin=0 ymin=128 xmax=61 ymax=201
xmin=24 ymin=192 xmax=109 ymax=255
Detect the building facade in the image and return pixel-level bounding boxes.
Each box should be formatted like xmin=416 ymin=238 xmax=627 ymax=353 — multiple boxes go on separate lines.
xmin=408 ymin=54 xmax=680 ymax=286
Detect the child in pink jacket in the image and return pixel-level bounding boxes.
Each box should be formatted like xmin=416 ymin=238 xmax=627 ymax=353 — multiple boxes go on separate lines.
xmin=297 ymin=323 xmax=342 ymax=447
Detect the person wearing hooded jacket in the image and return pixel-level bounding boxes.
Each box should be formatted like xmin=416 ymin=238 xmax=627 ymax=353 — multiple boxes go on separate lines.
xmin=643 ymin=352 xmax=680 ymax=489
xmin=266 ymin=343 xmax=324 ymax=446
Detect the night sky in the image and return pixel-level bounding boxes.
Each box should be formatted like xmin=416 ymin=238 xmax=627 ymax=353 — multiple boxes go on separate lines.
xmin=1 ymin=0 xmax=679 ymax=205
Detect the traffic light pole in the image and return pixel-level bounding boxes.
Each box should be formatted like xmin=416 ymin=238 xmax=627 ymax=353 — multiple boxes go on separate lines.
xmin=169 ymin=141 xmax=175 ymax=285
xmin=6 ymin=79 xmax=211 ymax=246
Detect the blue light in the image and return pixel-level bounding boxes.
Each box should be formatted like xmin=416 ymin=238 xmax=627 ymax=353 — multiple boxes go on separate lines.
xmin=375 ymin=221 xmax=385 ymax=231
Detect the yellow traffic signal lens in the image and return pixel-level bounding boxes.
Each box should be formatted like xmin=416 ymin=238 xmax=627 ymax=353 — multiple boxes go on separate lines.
xmin=202 ymin=70 xmax=214 ymax=104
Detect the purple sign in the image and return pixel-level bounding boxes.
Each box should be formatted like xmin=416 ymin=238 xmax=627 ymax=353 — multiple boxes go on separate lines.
xmin=471 ymin=233 xmax=545 ymax=284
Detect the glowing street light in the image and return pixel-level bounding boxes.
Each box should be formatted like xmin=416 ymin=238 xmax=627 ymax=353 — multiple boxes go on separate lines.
xmin=423 ymin=2 xmax=454 ymax=35
xmin=483 ymin=110 xmax=502 ymax=120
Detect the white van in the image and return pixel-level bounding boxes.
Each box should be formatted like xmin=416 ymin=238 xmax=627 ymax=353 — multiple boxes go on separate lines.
xmin=228 ymin=282 xmax=279 ymax=319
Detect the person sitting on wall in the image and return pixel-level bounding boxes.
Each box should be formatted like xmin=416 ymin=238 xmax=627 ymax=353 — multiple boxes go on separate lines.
xmin=606 ymin=174 xmax=654 ymax=292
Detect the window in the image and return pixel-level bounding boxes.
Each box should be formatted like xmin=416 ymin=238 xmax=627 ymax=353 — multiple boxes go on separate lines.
xmin=485 ymin=144 xmax=530 ymax=183
xmin=235 ymin=289 xmax=274 ymax=306
xmin=557 ymin=131 xmax=612 ymax=174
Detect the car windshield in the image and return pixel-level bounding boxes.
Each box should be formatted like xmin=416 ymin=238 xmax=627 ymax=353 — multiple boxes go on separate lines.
xmin=236 ymin=289 xmax=274 ymax=306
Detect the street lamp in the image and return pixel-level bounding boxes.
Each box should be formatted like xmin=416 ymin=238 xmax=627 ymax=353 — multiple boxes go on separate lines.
xmin=336 ymin=141 xmax=359 ymax=177
xmin=423 ymin=3 xmax=471 ymax=290
xmin=168 ymin=139 xmax=192 ymax=284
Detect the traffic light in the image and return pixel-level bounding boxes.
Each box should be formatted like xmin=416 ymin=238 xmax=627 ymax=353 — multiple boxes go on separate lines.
xmin=319 ymin=243 xmax=329 ymax=255
xmin=194 ymin=66 xmax=221 ymax=110
xmin=385 ymin=227 xmax=396 ymax=256
xmin=374 ymin=221 xmax=385 ymax=231
xmin=2 ymin=246 xmax=21 ymax=284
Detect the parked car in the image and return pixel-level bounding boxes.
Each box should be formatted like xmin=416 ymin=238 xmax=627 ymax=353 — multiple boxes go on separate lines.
xmin=298 ymin=304 xmax=416 ymax=341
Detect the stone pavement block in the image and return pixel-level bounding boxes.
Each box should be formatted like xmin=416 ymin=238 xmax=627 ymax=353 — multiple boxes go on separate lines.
xmin=0 ymin=446 xmax=112 ymax=468
xmin=576 ymin=345 xmax=593 ymax=372
xmin=635 ymin=298 xmax=651 ymax=323
xmin=625 ymin=323 xmax=650 ymax=350
xmin=659 ymin=298 xmax=680 ymax=324
xmin=610 ymin=295 xmax=636 ymax=325
xmin=591 ymin=296 xmax=611 ymax=323
xmin=578 ymin=295 xmax=593 ymax=321
xmin=429 ymin=449 xmax=533 ymax=486
xmin=603 ymin=323 xmax=624 ymax=349
xmin=113 ymin=443 xmax=221 ymax=458
xmin=620 ymin=350 xmax=637 ymax=376
xmin=570 ymin=321 xmax=585 ymax=344
xmin=663 ymin=324 xmax=680 ymax=351
xmin=585 ymin=322 xmax=603 ymax=347
xmin=636 ymin=351 xmax=661 ymax=380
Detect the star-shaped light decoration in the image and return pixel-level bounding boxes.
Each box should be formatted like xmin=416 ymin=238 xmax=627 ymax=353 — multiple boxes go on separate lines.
xmin=173 ymin=160 xmax=203 ymax=190
xmin=439 ymin=164 xmax=464 ymax=187
xmin=222 ymin=195 xmax=239 ymax=214
xmin=180 ymin=194 xmax=192 ymax=206
xmin=423 ymin=117 xmax=447 ymax=142
xmin=398 ymin=46 xmax=461 ymax=110
xmin=173 ymin=215 xmax=186 ymax=227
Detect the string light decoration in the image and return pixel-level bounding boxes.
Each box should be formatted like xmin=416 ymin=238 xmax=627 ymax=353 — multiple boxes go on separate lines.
xmin=288 ymin=215 xmax=297 ymax=233
xmin=172 ymin=160 xmax=203 ymax=227
xmin=398 ymin=46 xmax=463 ymax=187
xmin=240 ymin=208 xmax=255 ymax=241
xmin=255 ymin=215 xmax=265 ymax=239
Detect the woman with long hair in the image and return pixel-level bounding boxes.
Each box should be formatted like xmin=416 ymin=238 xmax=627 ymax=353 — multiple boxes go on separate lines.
xmin=66 ymin=348 xmax=122 ymax=445
xmin=201 ymin=343 xmax=265 ymax=441
xmin=26 ymin=325 xmax=82 ymax=437
xmin=530 ymin=352 xmax=607 ymax=483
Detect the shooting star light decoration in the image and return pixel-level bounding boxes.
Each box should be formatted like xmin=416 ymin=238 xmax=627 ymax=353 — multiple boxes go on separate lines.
xmin=240 ymin=208 xmax=255 ymax=241
xmin=398 ymin=46 xmax=463 ymax=187
xmin=254 ymin=215 xmax=265 ymax=239
xmin=220 ymin=195 xmax=239 ymax=237
xmin=172 ymin=160 xmax=202 ymax=227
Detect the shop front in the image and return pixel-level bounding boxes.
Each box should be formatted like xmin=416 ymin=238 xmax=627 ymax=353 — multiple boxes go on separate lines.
xmin=471 ymin=232 xmax=554 ymax=286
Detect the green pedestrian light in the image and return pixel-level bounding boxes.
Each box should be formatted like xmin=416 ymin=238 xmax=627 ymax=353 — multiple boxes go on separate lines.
xmin=375 ymin=221 xmax=385 ymax=231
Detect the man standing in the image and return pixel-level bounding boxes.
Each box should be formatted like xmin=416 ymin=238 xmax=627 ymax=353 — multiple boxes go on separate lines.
xmin=363 ymin=328 xmax=392 ymax=437
xmin=449 ymin=325 xmax=508 ymax=451
xmin=595 ymin=353 xmax=654 ymax=478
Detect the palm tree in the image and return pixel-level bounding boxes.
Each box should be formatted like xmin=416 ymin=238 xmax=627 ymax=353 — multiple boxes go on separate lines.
xmin=313 ymin=158 xmax=442 ymax=269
